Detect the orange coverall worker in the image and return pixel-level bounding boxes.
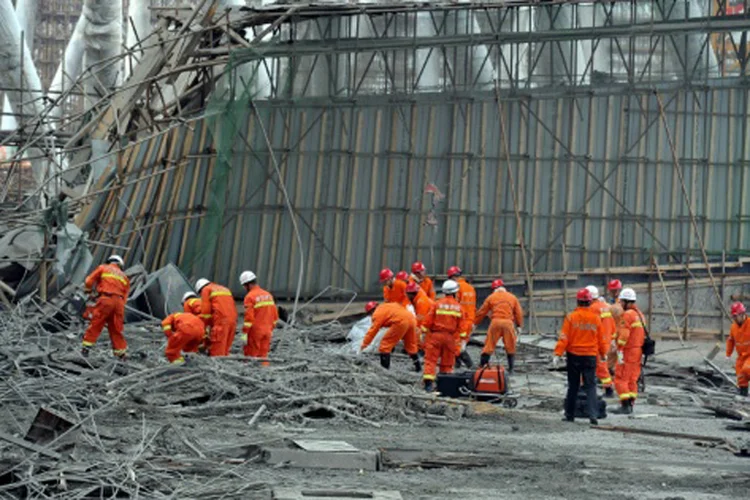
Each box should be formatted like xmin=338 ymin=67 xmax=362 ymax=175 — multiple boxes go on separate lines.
xmin=82 ymin=264 xmax=130 ymax=357
xmin=200 ymin=283 xmax=238 ymax=356
xmin=410 ymin=288 xmax=434 ymax=351
xmin=361 ymin=303 xmax=418 ymax=355
xmin=410 ymin=274 xmax=436 ymax=300
xmin=590 ymin=300 xmax=616 ymax=389
xmin=422 ymin=297 xmax=470 ymax=382
xmin=383 ymin=279 xmax=410 ymax=307
xmin=727 ymin=319 xmax=750 ymax=390
xmin=455 ymin=277 xmax=476 ymax=343
xmin=161 ymin=312 xmax=204 ymax=363
xmin=243 ymin=287 xmax=279 ymax=361
xmin=614 ymin=308 xmax=645 ymax=401
xmin=474 ymin=289 xmax=523 ymax=356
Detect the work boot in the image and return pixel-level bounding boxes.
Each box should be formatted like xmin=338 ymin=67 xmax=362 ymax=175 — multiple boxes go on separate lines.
xmin=80 ymin=347 xmax=90 ymax=358
xmin=604 ymin=387 xmax=615 ymax=398
xmin=424 ymin=380 xmax=435 ymax=393
xmin=410 ymin=354 xmax=422 ymax=373
xmin=479 ymin=353 xmax=491 ymax=367
xmin=562 ymin=415 xmax=574 ymax=422
xmin=612 ymin=400 xmax=632 ymax=415
xmin=740 ymin=387 xmax=749 ymax=397
xmin=379 ymin=353 xmax=391 ymax=370
xmin=589 ymin=418 xmax=598 ymax=425
xmin=507 ymin=354 xmax=515 ymax=374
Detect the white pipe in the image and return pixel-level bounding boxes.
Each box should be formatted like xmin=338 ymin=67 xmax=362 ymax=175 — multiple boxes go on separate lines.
xmin=81 ymin=0 xmax=123 ymax=109
xmin=48 ymin=15 xmax=86 ymax=121
xmin=0 ymin=0 xmax=56 ymax=194
xmin=1 ymin=0 xmax=38 ymax=131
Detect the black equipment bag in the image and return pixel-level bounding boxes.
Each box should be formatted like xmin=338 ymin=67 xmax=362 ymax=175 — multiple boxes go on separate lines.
xmin=436 ymin=372 xmax=473 ymax=398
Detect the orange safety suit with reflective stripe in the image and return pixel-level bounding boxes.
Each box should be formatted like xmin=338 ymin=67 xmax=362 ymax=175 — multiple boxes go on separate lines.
xmin=383 ymin=280 xmax=409 ymax=307
xmin=455 ymin=278 xmax=476 ymax=341
xmin=410 ymin=288 xmax=434 ymax=351
xmin=184 ymin=297 xmax=202 ymax=315
xmin=161 ymin=312 xmax=205 ymax=363
xmin=554 ymin=306 xmax=607 ymax=358
xmin=422 ymin=297 xmax=470 ymax=381
xmin=410 ymin=274 xmax=436 ymax=300
xmin=727 ymin=319 xmax=750 ymax=389
xmin=614 ymin=307 xmax=645 ymax=401
xmin=361 ymin=302 xmax=418 ymax=355
xmin=82 ymin=264 xmax=130 ymax=356
xmin=200 ymin=283 xmax=238 ymax=356
xmin=243 ymin=286 xmax=279 ymax=362
xmin=590 ymin=300 xmax=616 ymax=389
xmin=474 ymin=288 xmax=523 ymax=356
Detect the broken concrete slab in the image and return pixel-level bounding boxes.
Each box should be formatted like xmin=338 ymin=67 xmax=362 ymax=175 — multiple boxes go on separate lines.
xmin=25 ymin=408 xmax=76 ymax=446
xmin=263 ymin=447 xmax=380 ymax=471
xmin=273 ymin=489 xmax=403 ymax=500
xmin=292 ymin=440 xmax=359 ymax=452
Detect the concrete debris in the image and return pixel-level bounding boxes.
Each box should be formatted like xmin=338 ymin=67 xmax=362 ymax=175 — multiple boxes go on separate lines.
xmin=126 ymin=263 xmax=193 ymax=321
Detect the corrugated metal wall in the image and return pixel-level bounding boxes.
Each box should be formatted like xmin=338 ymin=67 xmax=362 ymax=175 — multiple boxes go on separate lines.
xmin=87 ymin=83 xmax=750 ymax=297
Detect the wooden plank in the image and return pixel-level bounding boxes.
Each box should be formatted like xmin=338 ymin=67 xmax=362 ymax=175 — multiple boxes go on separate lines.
xmin=0 ymin=431 xmax=62 ymax=459
xmin=592 ymin=425 xmax=727 ymax=443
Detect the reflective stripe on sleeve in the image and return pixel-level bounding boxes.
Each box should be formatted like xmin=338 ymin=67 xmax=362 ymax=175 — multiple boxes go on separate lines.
xmin=254 ymin=301 xmax=275 ymax=308
xmin=435 ymin=310 xmax=462 ymax=317
xmin=210 ymin=291 xmax=233 ymax=298
xmin=243 ymin=322 xmax=253 ymax=328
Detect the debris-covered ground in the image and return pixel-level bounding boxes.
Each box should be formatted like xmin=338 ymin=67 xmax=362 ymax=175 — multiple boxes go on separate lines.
xmin=1 ymin=304 xmax=749 ymax=499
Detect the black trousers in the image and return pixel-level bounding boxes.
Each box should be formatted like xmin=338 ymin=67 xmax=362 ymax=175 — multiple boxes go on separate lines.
xmin=564 ymin=353 xmax=598 ymax=420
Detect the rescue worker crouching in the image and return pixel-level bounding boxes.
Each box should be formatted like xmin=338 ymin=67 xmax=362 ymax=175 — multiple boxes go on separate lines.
xmin=553 ymin=288 xmax=607 ymax=425
xmin=182 ymin=291 xmax=208 ymax=354
xmin=613 ymin=288 xmax=645 ymax=414
xmin=474 ymin=278 xmax=523 ymax=373
xmin=81 ymin=255 xmax=130 ymax=359
xmin=727 ymin=302 xmax=750 ymax=397
xmin=422 ymin=280 xmax=471 ymax=392
xmin=240 ymin=270 xmax=278 ymax=366
xmin=360 ymin=301 xmax=421 ymax=372
xmin=161 ymin=311 xmax=204 ymax=364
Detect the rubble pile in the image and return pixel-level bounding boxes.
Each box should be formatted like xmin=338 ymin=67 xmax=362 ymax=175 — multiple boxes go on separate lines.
xmin=0 ymin=307 xmax=469 ymax=498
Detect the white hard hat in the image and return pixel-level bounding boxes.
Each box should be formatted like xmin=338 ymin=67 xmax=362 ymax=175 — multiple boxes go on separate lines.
xmin=182 ymin=291 xmax=197 ymax=303
xmin=442 ymin=279 xmax=459 ymax=295
xmin=107 ymin=255 xmax=124 ymax=267
xmin=585 ymin=285 xmax=599 ymax=300
xmin=195 ymin=278 xmax=210 ymax=292
xmin=619 ymin=288 xmax=637 ymax=302
xmin=239 ymin=270 xmax=257 ymax=286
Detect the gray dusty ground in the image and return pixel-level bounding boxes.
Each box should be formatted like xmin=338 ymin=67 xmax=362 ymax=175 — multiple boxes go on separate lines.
xmin=1 ymin=313 xmax=749 ymax=499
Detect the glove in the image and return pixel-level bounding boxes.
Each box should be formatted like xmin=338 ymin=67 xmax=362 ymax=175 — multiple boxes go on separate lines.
xmin=241 ymin=333 xmax=248 ymax=344
xmin=617 ymin=351 xmax=624 ymax=364
xmin=552 ymin=356 xmax=561 ymax=368
xmin=460 ymin=340 xmax=468 ymax=353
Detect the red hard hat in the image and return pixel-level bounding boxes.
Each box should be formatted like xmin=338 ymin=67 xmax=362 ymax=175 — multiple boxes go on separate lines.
xmin=411 ymin=261 xmax=426 ymax=273
xmin=364 ymin=301 xmax=378 ymax=314
xmin=731 ymin=302 xmax=746 ymax=316
xmin=406 ymin=282 xmax=420 ymax=293
xmin=447 ymin=265 xmax=462 ymax=278
xmin=576 ymin=288 xmax=593 ymax=302
xmin=491 ymin=279 xmax=504 ymax=290
xmin=379 ymin=268 xmax=394 ymax=282
xmin=607 ymin=279 xmax=622 ymax=291
xmin=395 ymin=271 xmax=409 ymax=281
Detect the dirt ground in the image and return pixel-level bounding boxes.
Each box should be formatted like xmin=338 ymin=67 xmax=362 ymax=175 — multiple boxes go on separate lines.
xmin=1 ymin=316 xmax=749 ymax=499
